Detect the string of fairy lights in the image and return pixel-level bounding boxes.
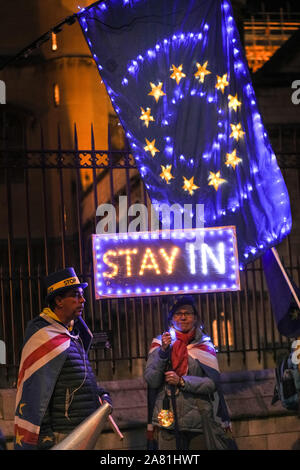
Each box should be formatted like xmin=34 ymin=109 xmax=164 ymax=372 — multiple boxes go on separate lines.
xmin=139 ymin=64 xmax=245 ymax=195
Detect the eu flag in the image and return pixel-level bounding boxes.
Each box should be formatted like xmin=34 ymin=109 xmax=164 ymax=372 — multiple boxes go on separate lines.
xmin=77 ymin=0 xmax=291 ymax=267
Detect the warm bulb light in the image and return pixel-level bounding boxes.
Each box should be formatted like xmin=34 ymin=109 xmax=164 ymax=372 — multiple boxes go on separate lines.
xmin=170 ymin=64 xmax=186 ymax=85
xmin=144 ymin=138 xmax=159 ymax=157
xmin=139 ymin=107 xmax=154 ymax=127
xmin=139 ymin=248 xmax=161 ymax=275
xmin=103 ymin=250 xmax=118 ymax=278
xmin=148 ymin=82 xmax=166 ymax=102
xmin=194 ymin=61 xmax=211 ymax=83
xmin=160 ymin=165 xmax=174 ymax=184
xmin=159 ymin=247 xmax=179 ymax=273
xmin=182 ymin=176 xmax=199 ymax=195
xmin=208 ymin=171 xmax=226 ymax=191
xmin=230 ymin=123 xmax=245 ymax=141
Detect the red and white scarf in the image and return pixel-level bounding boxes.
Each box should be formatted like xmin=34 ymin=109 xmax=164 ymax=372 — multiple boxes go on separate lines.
xmin=149 ymin=327 xmax=220 ymax=373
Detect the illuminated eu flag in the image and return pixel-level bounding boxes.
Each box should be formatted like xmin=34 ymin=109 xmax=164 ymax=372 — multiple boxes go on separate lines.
xmin=77 ymin=0 xmax=292 ymax=267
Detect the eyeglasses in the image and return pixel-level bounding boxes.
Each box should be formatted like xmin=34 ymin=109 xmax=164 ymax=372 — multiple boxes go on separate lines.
xmin=173 ymin=311 xmax=194 ymax=318
xmin=64 ymin=290 xmax=85 ymax=300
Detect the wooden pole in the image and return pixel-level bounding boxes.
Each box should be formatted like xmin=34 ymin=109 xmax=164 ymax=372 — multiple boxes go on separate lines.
xmin=99 ymin=398 xmax=124 ymax=440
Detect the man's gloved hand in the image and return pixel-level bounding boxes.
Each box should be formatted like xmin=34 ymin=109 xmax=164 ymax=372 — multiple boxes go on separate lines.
xmin=100 ymin=393 xmax=113 ymax=410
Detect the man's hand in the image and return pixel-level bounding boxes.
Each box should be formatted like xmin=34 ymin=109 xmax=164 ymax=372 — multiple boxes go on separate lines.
xmin=100 ymin=394 xmax=113 ymax=412
xmin=165 ymin=370 xmax=180 ymax=385
xmin=161 ymin=332 xmax=172 ymax=351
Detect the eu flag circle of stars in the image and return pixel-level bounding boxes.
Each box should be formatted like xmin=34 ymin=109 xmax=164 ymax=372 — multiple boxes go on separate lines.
xmin=139 ymin=62 xmax=244 ymax=196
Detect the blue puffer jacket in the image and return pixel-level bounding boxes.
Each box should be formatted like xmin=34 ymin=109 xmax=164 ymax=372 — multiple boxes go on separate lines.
xmin=144 ymin=329 xmax=216 ymax=433
xmin=39 ymin=329 xmax=110 ymax=446
xmin=0 ymin=428 xmax=6 ymax=450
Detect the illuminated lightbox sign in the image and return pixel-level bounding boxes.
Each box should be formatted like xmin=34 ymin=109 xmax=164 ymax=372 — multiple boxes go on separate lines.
xmin=92 ymin=226 xmax=240 ymax=299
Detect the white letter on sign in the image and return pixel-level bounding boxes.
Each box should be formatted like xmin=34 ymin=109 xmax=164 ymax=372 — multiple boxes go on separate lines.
xmin=201 ymin=242 xmax=226 ymax=275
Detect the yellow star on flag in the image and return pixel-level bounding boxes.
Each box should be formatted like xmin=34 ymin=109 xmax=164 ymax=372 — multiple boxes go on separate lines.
xmin=160 ymin=165 xmax=174 ymax=184
xmin=230 ymin=123 xmax=245 ymax=141
xmin=42 ymin=436 xmax=54 ymax=443
xmin=194 ymin=61 xmax=211 ymax=83
xmin=182 ymin=176 xmax=199 ymax=195
xmin=19 ymin=403 xmax=26 ymax=415
xmin=228 ymin=93 xmax=242 ymax=112
xmin=139 ymin=107 xmax=154 ymax=128
xmin=215 ymin=74 xmax=229 ymax=94
xmin=144 ymin=138 xmax=159 ymax=157
xmin=15 ymin=430 xmax=24 ymax=447
xmin=208 ymin=171 xmax=226 ymax=191
xmin=225 ymin=149 xmax=242 ymax=169
xmin=148 ymin=82 xmax=166 ymax=102
xmin=170 ymin=64 xmax=186 ymax=85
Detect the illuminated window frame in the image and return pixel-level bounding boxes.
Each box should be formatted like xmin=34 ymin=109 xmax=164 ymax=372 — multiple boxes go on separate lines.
xmin=53 ymin=84 xmax=60 ymax=107
xmin=212 ymin=312 xmax=233 ymax=348
xmin=51 ymin=32 xmax=58 ymax=51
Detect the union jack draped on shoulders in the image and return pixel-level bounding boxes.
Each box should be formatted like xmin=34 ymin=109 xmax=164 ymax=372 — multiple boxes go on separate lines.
xmin=148 ymin=328 xmax=220 ymax=372
xmin=14 ymin=309 xmax=92 ymax=450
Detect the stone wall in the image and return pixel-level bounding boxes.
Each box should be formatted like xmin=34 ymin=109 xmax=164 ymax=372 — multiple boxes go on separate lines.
xmin=1 ymin=369 xmax=300 ymax=450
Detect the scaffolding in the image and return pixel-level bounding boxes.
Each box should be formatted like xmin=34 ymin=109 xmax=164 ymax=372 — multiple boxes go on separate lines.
xmin=244 ymin=10 xmax=300 ymax=72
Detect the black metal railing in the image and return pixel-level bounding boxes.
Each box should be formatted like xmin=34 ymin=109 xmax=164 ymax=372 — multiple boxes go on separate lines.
xmin=0 ymin=123 xmax=299 ymax=382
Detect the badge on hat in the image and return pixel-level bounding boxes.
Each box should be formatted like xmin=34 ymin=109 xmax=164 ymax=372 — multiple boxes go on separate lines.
xmin=45 ymin=267 xmax=88 ymax=301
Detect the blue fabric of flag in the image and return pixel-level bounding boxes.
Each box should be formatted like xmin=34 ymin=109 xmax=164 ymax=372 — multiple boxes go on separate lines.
xmin=77 ymin=0 xmax=292 ymax=266
xmin=262 ymin=249 xmax=300 ymax=338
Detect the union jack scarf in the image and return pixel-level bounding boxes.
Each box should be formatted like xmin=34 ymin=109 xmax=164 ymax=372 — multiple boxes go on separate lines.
xmin=149 ymin=327 xmax=219 ymax=372
xmin=14 ymin=309 xmax=92 ymax=450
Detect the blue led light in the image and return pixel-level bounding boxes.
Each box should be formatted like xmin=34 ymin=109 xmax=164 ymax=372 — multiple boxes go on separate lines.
xmin=92 ymin=227 xmax=240 ymax=299
xmin=165 ymin=145 xmax=174 ymax=155
xmin=147 ymin=49 xmax=156 ymax=58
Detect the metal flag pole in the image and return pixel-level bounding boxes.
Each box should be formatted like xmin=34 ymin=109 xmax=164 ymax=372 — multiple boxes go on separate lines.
xmin=0 ymin=1 xmax=105 ymax=71
xmin=0 ymin=15 xmax=77 ymax=71
xmin=99 ymin=397 xmax=124 ymax=440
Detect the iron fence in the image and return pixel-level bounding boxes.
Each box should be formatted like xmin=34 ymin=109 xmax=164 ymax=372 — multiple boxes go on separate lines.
xmin=0 ymin=123 xmax=299 ymax=382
